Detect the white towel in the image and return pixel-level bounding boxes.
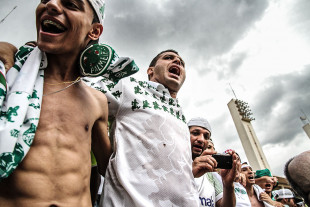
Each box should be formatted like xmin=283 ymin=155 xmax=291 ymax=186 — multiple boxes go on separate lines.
xmin=0 ymin=46 xmax=45 ymax=180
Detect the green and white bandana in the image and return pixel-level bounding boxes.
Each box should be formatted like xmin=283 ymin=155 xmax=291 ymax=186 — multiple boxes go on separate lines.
xmin=0 ymin=44 xmax=138 ymax=180
xmin=88 ymin=0 xmax=105 ymax=25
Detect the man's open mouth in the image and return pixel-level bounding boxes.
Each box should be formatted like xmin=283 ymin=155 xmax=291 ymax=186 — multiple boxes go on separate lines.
xmin=168 ymin=66 xmax=180 ymax=77
xmin=248 ymin=176 xmax=254 ymax=179
xmin=193 ymin=144 xmax=203 ymax=153
xmin=41 ymin=19 xmax=67 ymax=34
xmin=265 ymin=183 xmax=271 ymax=188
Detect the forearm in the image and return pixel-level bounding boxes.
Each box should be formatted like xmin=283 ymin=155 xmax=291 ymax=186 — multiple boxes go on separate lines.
xmin=218 ymin=185 xmax=236 ymax=207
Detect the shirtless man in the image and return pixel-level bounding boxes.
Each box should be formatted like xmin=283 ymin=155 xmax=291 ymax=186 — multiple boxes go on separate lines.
xmin=0 ymin=0 xmax=111 ymax=206
xmin=240 ymin=163 xmax=274 ymax=207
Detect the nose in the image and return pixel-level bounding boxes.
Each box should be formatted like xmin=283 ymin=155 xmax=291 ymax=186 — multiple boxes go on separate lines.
xmin=46 ymin=0 xmax=62 ymax=15
xmin=173 ymin=57 xmax=181 ymax=65
xmin=196 ymin=134 xmax=204 ymax=144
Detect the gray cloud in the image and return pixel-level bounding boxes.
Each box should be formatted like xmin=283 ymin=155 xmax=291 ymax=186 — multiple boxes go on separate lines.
xmin=253 ymin=65 xmax=310 ymax=144
xmin=103 ymin=0 xmax=269 ymax=71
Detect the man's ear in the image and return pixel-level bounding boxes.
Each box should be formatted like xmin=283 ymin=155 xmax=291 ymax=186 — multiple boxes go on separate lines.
xmin=88 ymin=23 xmax=103 ymax=40
xmin=147 ymin=67 xmax=154 ymax=80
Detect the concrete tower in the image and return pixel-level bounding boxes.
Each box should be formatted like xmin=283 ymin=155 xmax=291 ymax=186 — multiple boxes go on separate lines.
xmin=300 ymin=115 xmax=310 ymax=139
xmin=228 ymin=99 xmax=270 ymax=171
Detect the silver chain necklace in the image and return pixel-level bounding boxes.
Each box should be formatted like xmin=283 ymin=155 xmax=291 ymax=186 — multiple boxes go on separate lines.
xmin=43 ymin=78 xmax=81 ymax=96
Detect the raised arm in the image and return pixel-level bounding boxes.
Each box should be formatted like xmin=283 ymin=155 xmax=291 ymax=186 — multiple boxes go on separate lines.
xmin=216 ymin=151 xmax=238 ymax=207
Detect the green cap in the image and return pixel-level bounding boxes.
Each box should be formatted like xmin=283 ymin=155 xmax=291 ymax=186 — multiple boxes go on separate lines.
xmin=255 ymin=168 xmax=272 ymax=178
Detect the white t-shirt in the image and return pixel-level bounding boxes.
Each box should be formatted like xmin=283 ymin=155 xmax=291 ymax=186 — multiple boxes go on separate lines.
xmin=195 ymin=172 xmax=223 ymax=207
xmin=85 ymin=76 xmax=199 ymax=207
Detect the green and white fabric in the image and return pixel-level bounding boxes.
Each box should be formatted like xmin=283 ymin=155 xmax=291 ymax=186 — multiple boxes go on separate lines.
xmin=234 ymin=182 xmax=275 ymax=207
xmin=0 ymin=44 xmax=138 ymax=181
xmin=83 ymin=77 xmax=199 ymax=207
xmin=234 ymin=182 xmax=251 ymax=207
xmin=195 ymin=172 xmax=223 ymax=206
xmin=0 ymin=45 xmax=45 ymax=180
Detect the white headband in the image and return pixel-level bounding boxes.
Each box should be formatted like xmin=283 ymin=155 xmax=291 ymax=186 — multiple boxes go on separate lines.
xmin=241 ymin=164 xmax=251 ymax=169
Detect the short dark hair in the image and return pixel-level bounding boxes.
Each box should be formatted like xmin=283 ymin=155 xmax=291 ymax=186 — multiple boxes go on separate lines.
xmin=149 ymin=49 xmax=179 ymax=67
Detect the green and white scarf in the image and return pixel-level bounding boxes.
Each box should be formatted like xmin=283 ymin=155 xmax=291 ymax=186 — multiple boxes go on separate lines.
xmin=0 ymin=44 xmax=138 ymax=181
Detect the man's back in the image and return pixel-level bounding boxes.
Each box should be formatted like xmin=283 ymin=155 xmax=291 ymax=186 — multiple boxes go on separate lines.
xmin=0 ymin=80 xmax=109 ymax=207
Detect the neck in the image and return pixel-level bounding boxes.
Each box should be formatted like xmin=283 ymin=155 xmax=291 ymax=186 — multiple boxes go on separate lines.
xmin=245 ymin=183 xmax=255 ymax=195
xmin=168 ymin=89 xmax=177 ymax=98
xmin=45 ymin=53 xmax=80 ymax=81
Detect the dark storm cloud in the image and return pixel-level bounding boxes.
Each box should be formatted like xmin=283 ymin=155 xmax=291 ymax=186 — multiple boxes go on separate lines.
xmin=253 ymin=65 xmax=310 ymax=145
xmin=103 ymin=0 xmax=269 ymax=70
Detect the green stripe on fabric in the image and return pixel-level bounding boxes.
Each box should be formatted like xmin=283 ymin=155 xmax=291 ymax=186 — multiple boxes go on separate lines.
xmin=0 ymin=72 xmax=6 ymax=89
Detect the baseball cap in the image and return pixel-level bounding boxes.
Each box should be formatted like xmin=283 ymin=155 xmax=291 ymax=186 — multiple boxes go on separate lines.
xmin=275 ymin=189 xmax=295 ymax=200
xmin=187 ymin=117 xmax=212 ymax=135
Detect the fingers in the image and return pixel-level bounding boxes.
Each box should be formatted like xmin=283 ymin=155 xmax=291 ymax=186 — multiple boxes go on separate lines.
xmin=25 ymin=41 xmax=37 ymax=47
xmin=193 ymin=155 xmax=217 ymax=171
xmin=197 ymin=154 xmax=217 ymax=169
xmin=201 ymin=149 xmax=217 ymax=156
xmin=192 ymin=155 xmax=218 ymax=177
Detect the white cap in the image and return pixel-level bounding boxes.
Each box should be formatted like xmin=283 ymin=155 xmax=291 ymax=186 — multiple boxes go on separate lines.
xmin=275 ymin=189 xmax=295 ymax=199
xmin=187 ymin=117 xmax=212 ymax=135
xmin=88 ymin=0 xmax=105 ymax=25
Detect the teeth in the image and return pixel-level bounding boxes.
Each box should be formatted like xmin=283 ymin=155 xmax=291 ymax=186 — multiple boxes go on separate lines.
xmin=43 ymin=19 xmax=65 ymax=31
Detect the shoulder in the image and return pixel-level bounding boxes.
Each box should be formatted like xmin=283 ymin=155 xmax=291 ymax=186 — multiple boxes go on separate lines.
xmin=80 ymin=82 xmax=108 ymax=116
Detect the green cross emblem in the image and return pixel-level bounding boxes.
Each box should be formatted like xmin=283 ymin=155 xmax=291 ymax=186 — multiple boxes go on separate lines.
xmin=131 ymin=99 xmax=140 ymax=111
xmin=143 ymin=100 xmax=152 ymax=109
xmin=153 ymin=101 xmax=162 ymax=110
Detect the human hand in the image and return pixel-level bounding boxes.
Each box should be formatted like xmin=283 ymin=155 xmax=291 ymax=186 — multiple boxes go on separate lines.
xmin=192 ymin=150 xmax=217 ymax=178
xmin=0 ymin=42 xmax=17 ymax=71
xmin=25 ymin=41 xmax=37 ymax=47
xmin=238 ymin=172 xmax=247 ymax=187
xmin=259 ymin=192 xmax=272 ymax=202
xmin=220 ymin=150 xmax=238 ymax=188
xmin=259 ymin=192 xmax=283 ymax=206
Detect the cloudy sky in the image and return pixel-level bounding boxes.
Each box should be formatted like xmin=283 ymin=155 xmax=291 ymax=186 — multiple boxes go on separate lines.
xmin=1 ymin=0 xmax=309 ymax=177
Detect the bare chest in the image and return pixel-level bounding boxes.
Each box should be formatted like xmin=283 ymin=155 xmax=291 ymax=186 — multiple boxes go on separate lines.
xmin=250 ymin=195 xmax=265 ymax=207
xmin=35 ymin=86 xmax=97 ymax=146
